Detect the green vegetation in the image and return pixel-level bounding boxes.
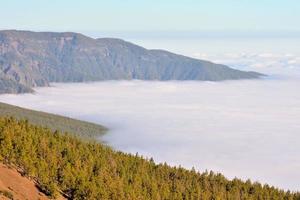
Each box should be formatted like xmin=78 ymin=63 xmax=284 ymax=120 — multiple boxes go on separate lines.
xmin=0 ymin=102 xmax=107 ymax=139
xmin=0 ymin=117 xmax=299 ymax=200
xmin=0 ymin=190 xmax=14 ymax=200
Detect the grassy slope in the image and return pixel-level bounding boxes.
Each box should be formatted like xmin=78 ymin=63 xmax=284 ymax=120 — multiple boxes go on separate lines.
xmin=0 ymin=102 xmax=107 ymax=139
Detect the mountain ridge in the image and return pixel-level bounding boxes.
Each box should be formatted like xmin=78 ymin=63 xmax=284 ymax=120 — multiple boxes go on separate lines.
xmin=0 ymin=30 xmax=264 ymax=94
xmin=0 ymin=102 xmax=107 ymax=139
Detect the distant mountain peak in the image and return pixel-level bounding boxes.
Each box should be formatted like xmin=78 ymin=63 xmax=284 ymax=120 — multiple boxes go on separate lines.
xmin=0 ymin=30 xmax=264 ymax=94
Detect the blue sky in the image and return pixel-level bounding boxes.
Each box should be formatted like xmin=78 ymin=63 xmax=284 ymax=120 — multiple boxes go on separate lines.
xmin=1 ymin=0 xmax=300 ymax=36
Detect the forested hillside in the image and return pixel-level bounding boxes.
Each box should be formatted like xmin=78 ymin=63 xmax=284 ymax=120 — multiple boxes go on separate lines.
xmin=0 ymin=102 xmax=106 ymax=139
xmin=0 ymin=117 xmax=298 ymax=200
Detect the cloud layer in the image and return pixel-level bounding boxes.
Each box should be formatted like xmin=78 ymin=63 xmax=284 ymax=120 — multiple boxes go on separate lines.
xmin=0 ymin=79 xmax=299 ymax=190
xmin=194 ymin=52 xmax=300 ymax=77
xmin=131 ymin=38 xmax=300 ymax=77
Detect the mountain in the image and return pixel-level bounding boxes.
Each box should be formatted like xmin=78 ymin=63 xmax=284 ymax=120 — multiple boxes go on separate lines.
xmin=0 ymin=30 xmax=264 ymax=94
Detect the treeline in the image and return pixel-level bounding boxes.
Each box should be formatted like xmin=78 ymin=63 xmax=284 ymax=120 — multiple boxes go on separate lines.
xmin=0 ymin=102 xmax=107 ymax=139
xmin=0 ymin=117 xmax=299 ymax=200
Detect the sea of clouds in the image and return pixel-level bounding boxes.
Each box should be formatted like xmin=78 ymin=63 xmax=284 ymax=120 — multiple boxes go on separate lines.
xmin=131 ymin=37 xmax=300 ymax=76
xmin=194 ymin=52 xmax=300 ymax=77
xmin=0 ymin=78 xmax=300 ymax=190
xmin=0 ymin=38 xmax=300 ymax=191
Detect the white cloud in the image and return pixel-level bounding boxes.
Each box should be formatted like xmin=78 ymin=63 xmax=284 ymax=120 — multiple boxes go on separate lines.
xmin=0 ymin=79 xmax=300 ymax=191
xmin=131 ymin=38 xmax=300 ymax=77
xmin=191 ymin=52 xmax=300 ymax=78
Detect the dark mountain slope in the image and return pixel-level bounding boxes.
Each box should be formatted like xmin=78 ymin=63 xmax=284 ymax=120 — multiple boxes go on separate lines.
xmin=0 ymin=102 xmax=107 ymax=139
xmin=0 ymin=30 xmax=263 ymax=93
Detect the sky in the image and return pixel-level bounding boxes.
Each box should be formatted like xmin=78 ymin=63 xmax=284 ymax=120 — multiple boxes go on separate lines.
xmin=1 ymin=0 xmax=300 ymax=37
